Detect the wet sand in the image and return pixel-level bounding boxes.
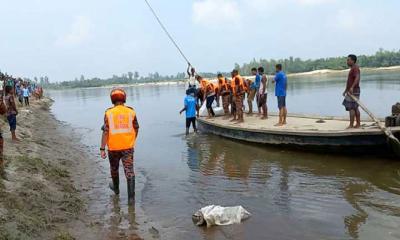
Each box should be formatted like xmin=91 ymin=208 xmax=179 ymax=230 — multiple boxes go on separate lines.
xmin=0 ymin=98 xmax=153 ymax=239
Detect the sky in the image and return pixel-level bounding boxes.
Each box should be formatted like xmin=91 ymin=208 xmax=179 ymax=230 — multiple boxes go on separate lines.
xmin=0 ymin=0 xmax=399 ymax=82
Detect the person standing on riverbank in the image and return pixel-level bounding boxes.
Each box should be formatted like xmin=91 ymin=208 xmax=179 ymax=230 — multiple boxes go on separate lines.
xmin=342 ymin=54 xmax=361 ymax=129
xmin=100 ymin=88 xmax=139 ymax=203
xmin=5 ymin=86 xmax=19 ymax=142
xmin=180 ymin=89 xmax=198 ymax=135
xmin=273 ymin=64 xmax=287 ymax=126
xmin=22 ymin=85 xmax=30 ymax=106
xmin=186 ymin=63 xmax=197 ymax=94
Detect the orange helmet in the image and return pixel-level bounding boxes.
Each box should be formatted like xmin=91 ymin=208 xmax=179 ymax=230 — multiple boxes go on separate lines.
xmin=110 ymin=88 xmax=127 ymax=104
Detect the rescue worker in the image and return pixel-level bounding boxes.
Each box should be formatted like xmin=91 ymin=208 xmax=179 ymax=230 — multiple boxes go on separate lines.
xmin=100 ymin=88 xmax=139 ymax=203
xmin=204 ymin=81 xmax=217 ymax=118
xmin=217 ymin=74 xmax=231 ymax=117
xmin=196 ymin=75 xmax=209 ymax=106
xmin=231 ymin=70 xmax=245 ymax=123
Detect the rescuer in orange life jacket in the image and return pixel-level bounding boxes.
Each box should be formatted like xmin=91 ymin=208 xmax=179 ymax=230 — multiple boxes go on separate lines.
xmin=100 ymin=88 xmax=139 ymax=203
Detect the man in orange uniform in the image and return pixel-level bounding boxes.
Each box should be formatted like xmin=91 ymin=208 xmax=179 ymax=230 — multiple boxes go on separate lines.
xmin=204 ymin=81 xmax=217 ymax=118
xmin=100 ymin=88 xmax=139 ymax=203
xmin=196 ymin=75 xmax=209 ymax=106
xmin=231 ymin=70 xmax=245 ymax=123
xmin=217 ymin=74 xmax=231 ymax=117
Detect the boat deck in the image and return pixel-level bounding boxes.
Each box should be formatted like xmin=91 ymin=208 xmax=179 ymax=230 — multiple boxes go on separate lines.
xmin=198 ymin=114 xmax=400 ymax=136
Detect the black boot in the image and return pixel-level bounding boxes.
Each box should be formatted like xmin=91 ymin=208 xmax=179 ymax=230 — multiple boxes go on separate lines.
xmin=109 ymin=177 xmax=120 ymax=195
xmin=127 ymin=176 xmax=135 ymax=203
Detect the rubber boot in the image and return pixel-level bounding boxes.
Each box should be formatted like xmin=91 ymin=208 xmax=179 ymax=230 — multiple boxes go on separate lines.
xmin=127 ymin=176 xmax=135 ymax=203
xmin=109 ymin=177 xmax=120 ymax=195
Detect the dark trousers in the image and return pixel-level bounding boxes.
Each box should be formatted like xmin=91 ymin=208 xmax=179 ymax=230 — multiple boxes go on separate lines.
xmin=24 ymin=97 xmax=29 ymax=106
xmin=206 ymin=95 xmax=215 ymax=116
xmin=108 ymin=149 xmax=135 ymax=180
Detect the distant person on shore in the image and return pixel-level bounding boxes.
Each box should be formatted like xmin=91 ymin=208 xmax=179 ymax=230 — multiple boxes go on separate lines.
xmin=100 ymin=88 xmax=139 ymax=204
xmin=180 ymin=89 xmax=198 ymax=135
xmin=231 ymin=70 xmax=245 ymax=123
xmin=5 ymin=86 xmax=19 ymax=142
xmin=342 ymin=54 xmax=361 ymax=129
xmin=257 ymin=67 xmax=269 ymax=119
xmin=273 ymin=64 xmax=287 ymax=126
xmin=247 ymin=68 xmax=258 ymax=115
xmin=217 ymin=74 xmax=231 ymax=117
xmin=16 ymin=83 xmax=23 ymax=106
xmin=22 ymin=85 xmax=30 ymax=106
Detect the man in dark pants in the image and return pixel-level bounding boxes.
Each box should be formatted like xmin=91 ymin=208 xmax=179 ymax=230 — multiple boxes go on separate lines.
xmin=342 ymin=54 xmax=361 ymax=129
xmin=100 ymin=88 xmax=139 ymax=204
xmin=273 ymin=64 xmax=288 ymax=126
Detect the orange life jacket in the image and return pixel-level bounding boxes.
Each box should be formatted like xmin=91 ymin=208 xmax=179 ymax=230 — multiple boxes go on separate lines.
xmin=218 ymin=77 xmax=229 ymax=94
xmin=106 ymin=105 xmax=137 ymax=151
xmin=205 ymin=82 xmax=217 ymax=95
xmin=200 ymin=79 xmax=209 ymax=91
xmin=231 ymin=75 xmax=245 ymax=96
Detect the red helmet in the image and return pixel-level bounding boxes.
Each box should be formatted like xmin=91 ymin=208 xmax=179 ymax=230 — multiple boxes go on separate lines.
xmin=110 ymin=88 xmax=127 ymax=104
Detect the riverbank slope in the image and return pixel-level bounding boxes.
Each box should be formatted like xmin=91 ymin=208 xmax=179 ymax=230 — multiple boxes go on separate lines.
xmin=0 ymin=98 xmax=145 ymax=239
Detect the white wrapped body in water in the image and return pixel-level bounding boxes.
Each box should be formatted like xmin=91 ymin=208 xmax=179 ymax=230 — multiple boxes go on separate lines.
xmin=192 ymin=205 xmax=251 ymax=227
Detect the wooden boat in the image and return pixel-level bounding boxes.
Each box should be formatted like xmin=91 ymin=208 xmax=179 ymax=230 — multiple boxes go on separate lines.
xmin=197 ymin=114 xmax=400 ymax=156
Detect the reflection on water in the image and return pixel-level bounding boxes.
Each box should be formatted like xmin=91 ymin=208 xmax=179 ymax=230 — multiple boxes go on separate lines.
xmin=49 ymin=71 xmax=400 ymax=240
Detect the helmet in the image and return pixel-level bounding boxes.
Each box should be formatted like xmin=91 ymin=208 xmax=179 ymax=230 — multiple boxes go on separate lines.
xmin=110 ymin=88 xmax=127 ymax=104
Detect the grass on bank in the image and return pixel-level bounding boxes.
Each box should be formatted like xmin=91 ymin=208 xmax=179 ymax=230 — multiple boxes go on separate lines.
xmin=0 ymin=156 xmax=83 ymax=240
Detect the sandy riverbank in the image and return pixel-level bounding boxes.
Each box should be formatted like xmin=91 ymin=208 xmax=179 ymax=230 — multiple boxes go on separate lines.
xmin=0 ymin=98 xmax=148 ymax=239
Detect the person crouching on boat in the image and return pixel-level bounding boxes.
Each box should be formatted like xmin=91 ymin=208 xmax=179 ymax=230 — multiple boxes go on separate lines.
xmin=180 ymin=89 xmax=198 ymax=135
xmin=342 ymin=54 xmax=361 ymax=129
xmin=231 ymin=69 xmax=245 ymax=123
xmin=100 ymin=88 xmax=139 ymax=204
xmin=218 ymin=74 xmax=231 ymax=118
xmin=273 ymin=64 xmax=287 ymax=126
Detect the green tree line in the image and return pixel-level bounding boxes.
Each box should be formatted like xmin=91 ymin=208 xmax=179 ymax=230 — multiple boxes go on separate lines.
xmin=236 ymin=48 xmax=400 ymax=75
xmin=44 ymin=49 xmax=400 ymax=89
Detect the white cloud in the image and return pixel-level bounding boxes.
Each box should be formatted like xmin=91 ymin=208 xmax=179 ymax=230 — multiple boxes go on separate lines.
xmin=192 ymin=0 xmax=242 ymax=28
xmin=56 ymin=16 xmax=93 ymax=47
xmin=297 ymin=0 xmax=336 ymax=5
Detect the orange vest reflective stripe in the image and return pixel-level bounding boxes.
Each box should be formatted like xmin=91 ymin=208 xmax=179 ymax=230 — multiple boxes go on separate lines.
xmin=231 ymin=75 xmax=245 ymax=96
xmin=106 ymin=105 xmax=137 ymax=151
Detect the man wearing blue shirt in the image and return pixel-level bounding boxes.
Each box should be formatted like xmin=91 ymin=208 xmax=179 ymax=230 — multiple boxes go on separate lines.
xmin=273 ymin=64 xmax=287 ymax=126
xmin=247 ymin=68 xmax=259 ymax=115
xmin=180 ymin=89 xmax=198 ymax=135
xmin=22 ymin=85 xmax=30 ymax=106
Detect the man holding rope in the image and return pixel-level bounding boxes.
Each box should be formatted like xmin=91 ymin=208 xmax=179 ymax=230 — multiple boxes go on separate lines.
xmin=342 ymin=54 xmax=361 ymax=129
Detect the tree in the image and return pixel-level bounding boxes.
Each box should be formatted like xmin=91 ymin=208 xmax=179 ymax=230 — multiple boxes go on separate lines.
xmin=134 ymin=71 xmax=139 ymax=80
xmin=80 ymin=75 xmax=85 ymax=81
xmin=128 ymin=72 xmax=133 ymax=80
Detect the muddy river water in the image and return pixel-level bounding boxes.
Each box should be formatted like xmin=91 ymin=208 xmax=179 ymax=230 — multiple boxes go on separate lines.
xmin=49 ymin=71 xmax=400 ymax=240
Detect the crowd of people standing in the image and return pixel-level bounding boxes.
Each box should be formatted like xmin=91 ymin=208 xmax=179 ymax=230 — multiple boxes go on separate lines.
xmin=180 ymin=63 xmax=288 ymax=134
xmin=181 ymin=54 xmax=361 ymax=133
xmin=0 ymin=72 xmax=44 ymax=171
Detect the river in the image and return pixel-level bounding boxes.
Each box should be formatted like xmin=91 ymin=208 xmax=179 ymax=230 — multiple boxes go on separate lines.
xmin=48 ymin=70 xmax=400 ymax=240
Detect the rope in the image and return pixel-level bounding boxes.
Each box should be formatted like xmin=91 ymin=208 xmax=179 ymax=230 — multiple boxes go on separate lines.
xmin=143 ymin=0 xmax=192 ymax=66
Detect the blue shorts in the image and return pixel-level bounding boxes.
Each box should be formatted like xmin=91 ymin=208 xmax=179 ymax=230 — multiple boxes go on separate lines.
xmin=277 ymin=96 xmax=286 ymax=109
xmin=7 ymin=114 xmax=17 ymax=131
